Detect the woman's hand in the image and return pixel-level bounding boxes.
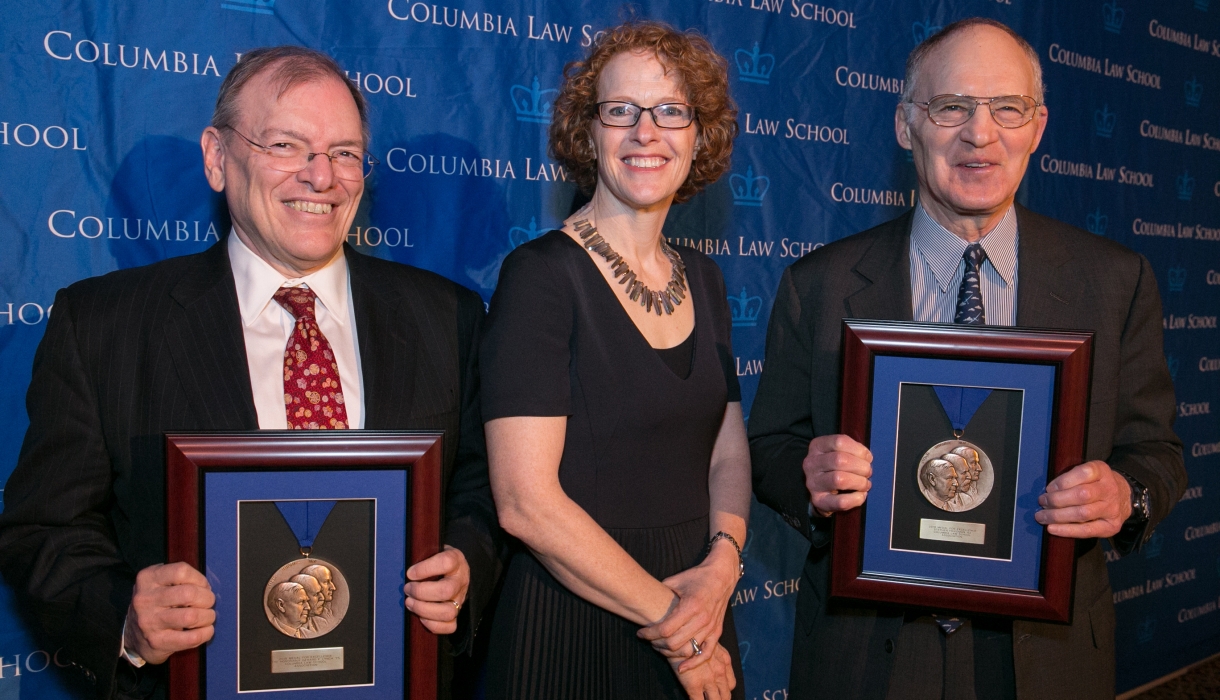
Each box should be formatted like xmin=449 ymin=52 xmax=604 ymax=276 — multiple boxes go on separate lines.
xmin=637 ymin=542 xmax=739 ymax=671
xmin=670 ymin=644 xmax=735 ymax=700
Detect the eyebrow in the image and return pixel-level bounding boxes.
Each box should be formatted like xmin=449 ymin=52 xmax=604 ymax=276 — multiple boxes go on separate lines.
xmin=260 ymin=128 xmax=363 ymax=149
xmin=601 ymin=96 xmax=688 ymax=105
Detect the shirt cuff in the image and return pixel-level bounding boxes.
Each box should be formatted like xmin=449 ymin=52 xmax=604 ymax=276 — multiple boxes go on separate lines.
xmin=119 ymin=619 xmax=147 ymax=668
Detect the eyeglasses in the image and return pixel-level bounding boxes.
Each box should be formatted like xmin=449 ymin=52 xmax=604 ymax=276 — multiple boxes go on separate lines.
xmin=594 ymin=101 xmax=696 ymax=129
xmin=224 ymin=127 xmax=379 ymax=180
xmin=908 ymin=94 xmax=1042 ymax=128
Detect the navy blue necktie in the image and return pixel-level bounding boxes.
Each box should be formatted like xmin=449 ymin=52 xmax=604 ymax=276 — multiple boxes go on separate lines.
xmin=954 ymin=244 xmax=987 ymax=325
xmin=935 ymin=246 xmax=985 ymax=636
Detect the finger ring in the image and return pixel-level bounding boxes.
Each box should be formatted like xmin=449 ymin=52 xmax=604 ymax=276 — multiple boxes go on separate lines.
xmin=451 ymin=600 xmax=462 ymax=612
xmin=690 ymin=638 xmax=702 ymax=656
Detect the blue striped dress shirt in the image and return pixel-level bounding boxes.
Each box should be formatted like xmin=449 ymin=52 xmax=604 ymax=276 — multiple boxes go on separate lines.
xmin=909 ymin=205 xmax=1018 ymax=326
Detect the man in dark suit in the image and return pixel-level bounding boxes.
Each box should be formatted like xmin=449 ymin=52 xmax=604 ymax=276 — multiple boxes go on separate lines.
xmin=749 ymin=18 xmax=1185 ymax=700
xmin=0 ymin=46 xmax=503 ymax=698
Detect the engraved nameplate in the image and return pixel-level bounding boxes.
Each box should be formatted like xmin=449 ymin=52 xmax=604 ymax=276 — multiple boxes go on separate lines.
xmin=270 ymin=647 xmax=344 ymax=673
xmin=919 ymin=519 xmax=986 ymax=545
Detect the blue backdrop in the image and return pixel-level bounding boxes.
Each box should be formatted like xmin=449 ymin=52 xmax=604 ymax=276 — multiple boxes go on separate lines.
xmin=0 ymin=0 xmax=1217 ymax=697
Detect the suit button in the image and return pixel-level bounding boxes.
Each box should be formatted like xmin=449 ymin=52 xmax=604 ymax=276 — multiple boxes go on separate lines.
xmin=885 ymin=639 xmax=894 ymax=653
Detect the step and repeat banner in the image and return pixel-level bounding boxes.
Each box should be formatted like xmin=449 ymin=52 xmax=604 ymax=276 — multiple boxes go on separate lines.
xmin=0 ymin=0 xmax=1217 ymax=697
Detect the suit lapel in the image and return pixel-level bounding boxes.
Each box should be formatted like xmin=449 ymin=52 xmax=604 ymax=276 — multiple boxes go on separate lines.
xmin=846 ymin=212 xmax=915 ymax=321
xmin=347 ymin=246 xmax=418 ymax=429
xmin=1015 ymin=206 xmax=1083 ymax=328
xmin=165 ymin=241 xmax=258 ymax=429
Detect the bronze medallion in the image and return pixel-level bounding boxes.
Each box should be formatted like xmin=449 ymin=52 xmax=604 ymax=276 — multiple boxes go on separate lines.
xmin=262 ymin=557 xmax=350 ymax=639
xmin=916 ymin=439 xmax=994 ymax=513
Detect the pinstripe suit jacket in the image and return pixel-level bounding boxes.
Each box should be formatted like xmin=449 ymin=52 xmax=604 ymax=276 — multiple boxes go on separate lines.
xmin=749 ymin=206 xmax=1186 ymax=700
xmin=0 ymin=241 xmax=504 ymax=698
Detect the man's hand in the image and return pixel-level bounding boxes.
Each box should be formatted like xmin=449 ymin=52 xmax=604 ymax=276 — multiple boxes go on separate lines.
xmin=803 ymin=434 xmax=873 ymax=517
xmin=637 ymin=543 xmax=739 ymax=672
xmin=670 ymin=643 xmax=736 ymax=700
xmin=124 ymin=563 xmax=216 ymax=665
xmin=403 ymin=545 xmax=469 ymax=635
xmin=1035 ymin=460 xmax=1132 ymax=538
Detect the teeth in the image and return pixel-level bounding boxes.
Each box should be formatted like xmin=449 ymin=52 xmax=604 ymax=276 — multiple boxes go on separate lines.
xmin=625 ymin=157 xmax=665 ymax=169
xmin=964 ymin=163 xmax=988 ymax=168
xmin=285 ymin=201 xmax=333 ymax=214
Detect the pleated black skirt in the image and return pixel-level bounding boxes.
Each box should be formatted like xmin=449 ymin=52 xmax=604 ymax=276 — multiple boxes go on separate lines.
xmin=484 ymin=516 xmax=744 ymax=700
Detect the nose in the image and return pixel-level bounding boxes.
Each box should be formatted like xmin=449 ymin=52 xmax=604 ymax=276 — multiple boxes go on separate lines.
xmin=958 ymin=102 xmax=1000 ymax=148
xmin=630 ymin=109 xmax=661 ymax=143
xmin=297 ymin=152 xmax=338 ymax=190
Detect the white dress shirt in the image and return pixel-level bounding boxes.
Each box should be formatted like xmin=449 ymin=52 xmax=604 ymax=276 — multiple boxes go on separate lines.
xmin=909 ymin=204 xmax=1018 ymax=326
xmin=227 ymin=233 xmax=365 ymax=429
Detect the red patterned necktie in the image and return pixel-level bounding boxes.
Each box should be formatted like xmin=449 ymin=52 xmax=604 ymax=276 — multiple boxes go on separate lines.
xmin=274 ymin=286 xmax=349 ymax=430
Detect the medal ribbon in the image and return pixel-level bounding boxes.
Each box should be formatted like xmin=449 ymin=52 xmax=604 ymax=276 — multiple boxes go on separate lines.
xmin=931 ymin=386 xmax=992 ymax=433
xmin=275 ymin=500 xmax=338 ymax=550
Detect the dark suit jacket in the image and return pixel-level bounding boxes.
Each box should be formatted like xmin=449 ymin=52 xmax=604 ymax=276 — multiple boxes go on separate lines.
xmin=0 ymin=241 xmax=506 ymax=699
xmin=749 ymin=206 xmax=1186 ymax=700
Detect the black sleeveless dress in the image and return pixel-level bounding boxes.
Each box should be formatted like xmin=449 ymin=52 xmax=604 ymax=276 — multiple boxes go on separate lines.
xmin=480 ymin=231 xmax=745 ymax=700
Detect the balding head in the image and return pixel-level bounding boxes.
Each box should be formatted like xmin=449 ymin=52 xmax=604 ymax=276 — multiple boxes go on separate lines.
xmin=901 ymin=18 xmax=1044 ymax=115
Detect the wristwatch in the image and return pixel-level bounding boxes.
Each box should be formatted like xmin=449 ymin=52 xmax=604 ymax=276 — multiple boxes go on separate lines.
xmin=1119 ymin=471 xmax=1150 ymax=524
xmin=706 ymin=531 xmax=745 ymax=578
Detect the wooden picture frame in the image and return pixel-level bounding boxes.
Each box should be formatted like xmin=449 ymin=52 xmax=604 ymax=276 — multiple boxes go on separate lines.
xmin=831 ymin=320 xmax=1093 ymax=622
xmin=166 ymin=431 xmax=442 ymax=700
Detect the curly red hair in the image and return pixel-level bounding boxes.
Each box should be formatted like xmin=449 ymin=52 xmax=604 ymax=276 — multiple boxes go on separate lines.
xmin=549 ymin=20 xmax=738 ymax=204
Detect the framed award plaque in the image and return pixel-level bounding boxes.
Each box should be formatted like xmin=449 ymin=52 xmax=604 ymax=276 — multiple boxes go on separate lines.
xmin=830 ymin=320 xmax=1093 ymax=622
xmin=165 ymin=431 xmax=443 ymax=700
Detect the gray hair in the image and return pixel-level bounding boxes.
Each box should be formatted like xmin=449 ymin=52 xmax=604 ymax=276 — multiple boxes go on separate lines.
xmin=211 ymin=45 xmax=369 ymax=147
xmin=900 ymin=18 xmax=1045 ymax=122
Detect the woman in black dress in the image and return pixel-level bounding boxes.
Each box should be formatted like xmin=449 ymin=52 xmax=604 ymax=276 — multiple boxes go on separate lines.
xmin=480 ymin=21 xmax=749 ymax=700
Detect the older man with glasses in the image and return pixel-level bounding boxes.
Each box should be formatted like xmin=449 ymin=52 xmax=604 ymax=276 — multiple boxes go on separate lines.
xmin=0 ymin=45 xmax=504 ymax=699
xmin=750 ymin=17 xmax=1184 ymax=700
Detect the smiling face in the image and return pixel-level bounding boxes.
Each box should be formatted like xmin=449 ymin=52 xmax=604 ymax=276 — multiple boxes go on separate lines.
xmin=202 ymin=69 xmax=365 ymax=277
xmin=591 ymin=50 xmax=698 ymax=212
xmin=896 ymin=25 xmax=1048 ymax=231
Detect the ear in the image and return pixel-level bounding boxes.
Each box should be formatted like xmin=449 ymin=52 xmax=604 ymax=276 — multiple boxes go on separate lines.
xmin=894 ymin=104 xmax=913 ymax=151
xmin=1027 ymin=103 xmax=1049 ymax=154
xmin=201 ymin=127 xmax=227 ymax=193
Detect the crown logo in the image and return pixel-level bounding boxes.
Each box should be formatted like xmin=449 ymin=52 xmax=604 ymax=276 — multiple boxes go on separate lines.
xmin=728 ymin=288 xmax=764 ymax=327
xmin=511 ymin=76 xmax=558 ymax=125
xmin=221 ymin=0 xmax=274 ymax=13
xmin=735 ymin=43 xmax=775 ymax=85
xmin=1086 ymin=208 xmax=1108 ymax=236
xmin=1195 ymin=0 xmax=1210 ymax=10
xmin=1167 ymin=354 xmax=1180 ymax=378
xmin=1185 ymin=77 xmax=1203 ymax=107
xmin=1178 ymin=170 xmax=1196 ymax=200
xmin=508 ymin=217 xmax=543 ymax=247
xmin=912 ymin=20 xmax=942 ymax=45
xmin=1168 ymin=266 xmax=1187 ymax=292
xmin=730 ymin=165 xmax=770 ymax=207
xmin=1137 ymin=616 xmax=1155 ymax=643
xmin=1143 ymin=531 xmax=1165 ymax=558
xmin=1093 ymin=104 xmax=1116 ymax=138
xmin=1102 ymin=0 xmax=1125 ymax=33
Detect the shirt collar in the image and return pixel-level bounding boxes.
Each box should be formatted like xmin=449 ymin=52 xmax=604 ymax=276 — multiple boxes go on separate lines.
xmin=910 ymin=204 xmax=1018 ymax=292
xmin=227 ymin=232 xmax=350 ymax=327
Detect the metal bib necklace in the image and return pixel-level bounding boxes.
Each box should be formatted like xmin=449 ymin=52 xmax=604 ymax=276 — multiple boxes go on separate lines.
xmin=573 ymin=218 xmax=687 ymax=315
